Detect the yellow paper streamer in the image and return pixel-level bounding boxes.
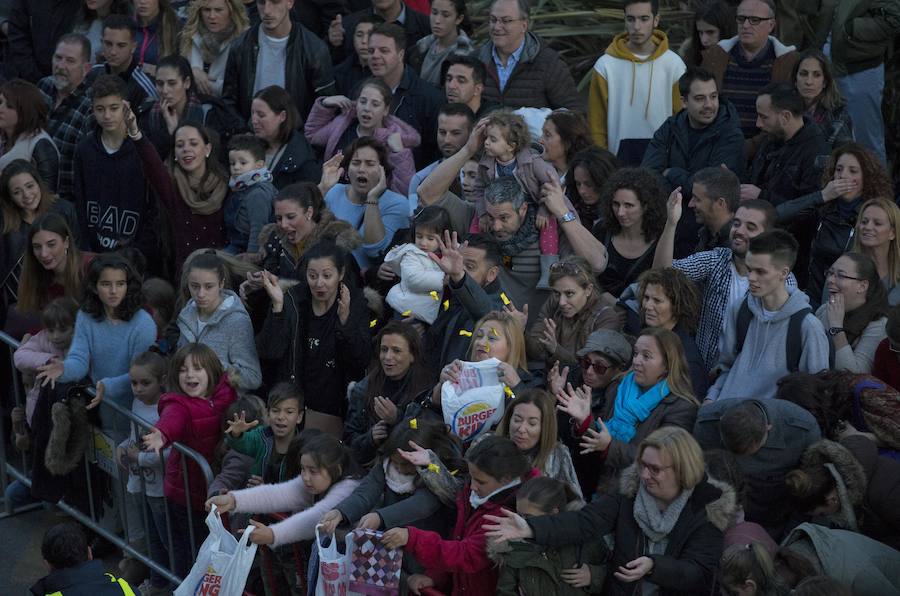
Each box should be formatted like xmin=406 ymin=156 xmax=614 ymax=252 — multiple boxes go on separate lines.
xmin=401 ymin=310 xmax=412 ymax=317
xmin=427 ymin=463 xmax=440 ymax=474
xmin=443 ymin=300 xmax=450 ymax=311
xmin=409 ymin=418 xmax=418 ymax=429
xmin=369 ymin=319 xmax=378 ymax=328
xmin=500 ymin=292 xmax=510 ymax=306
xmin=430 ymin=291 xmax=440 ymax=300
xmin=504 ymin=386 xmax=514 ymax=398
xmin=458 ymin=329 xmax=472 ymax=337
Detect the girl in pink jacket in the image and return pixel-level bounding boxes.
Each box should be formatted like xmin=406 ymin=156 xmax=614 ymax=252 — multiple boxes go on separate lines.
xmin=304 ymin=78 xmax=420 ymax=196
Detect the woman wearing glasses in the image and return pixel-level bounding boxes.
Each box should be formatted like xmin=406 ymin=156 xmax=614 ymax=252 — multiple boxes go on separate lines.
xmin=525 ymin=255 xmax=621 ymax=372
xmin=485 ymin=426 xmax=734 ymax=595
xmin=776 ymin=142 xmax=894 ymax=308
xmin=816 ymin=252 xmax=887 ymax=373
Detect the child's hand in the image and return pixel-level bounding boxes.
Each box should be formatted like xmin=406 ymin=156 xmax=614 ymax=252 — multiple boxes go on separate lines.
xmin=381 ymin=527 xmax=409 ymax=549
xmin=477 ymin=213 xmax=490 ymax=233
xmin=225 ymin=410 xmax=260 ymax=438
xmin=245 ymin=519 xmax=275 ymax=545
xmin=142 ymin=427 xmax=165 ymax=453
xmin=535 ymin=212 xmax=548 ymax=231
xmin=205 ymin=492 xmax=236 ymax=514
xmin=407 ymin=574 xmax=435 ymax=595
xmin=579 ymin=420 xmax=612 ymax=454
xmin=356 ymin=512 xmax=381 ymax=531
xmin=556 ymin=383 xmax=591 ymax=426
xmin=126 ymin=444 xmax=140 ymax=464
xmin=373 ymin=396 xmax=398 ymax=424
xmin=396 ymin=440 xmax=430 ymax=467
xmin=371 ymin=420 xmax=389 ymax=444
xmin=483 ymin=508 xmax=533 ymax=543
xmin=561 ymin=564 xmax=592 ymax=588
xmin=319 ymin=510 xmax=344 ymax=534
xmin=322 ymin=94 xmax=353 ymax=111
xmin=246 ymin=475 xmax=263 ymax=488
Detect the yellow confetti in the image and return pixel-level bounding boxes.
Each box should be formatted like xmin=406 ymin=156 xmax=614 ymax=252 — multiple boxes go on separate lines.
xmin=458 ymin=329 xmax=472 ymax=337
xmin=490 ymin=327 xmax=499 ymax=337
xmin=430 ymin=291 xmax=440 ymax=300
xmin=401 ymin=310 xmax=412 ymax=316
xmin=427 ymin=463 xmax=440 ymax=474
xmin=369 ymin=319 xmax=378 ymax=328
xmin=409 ymin=418 xmax=418 ymax=429
xmin=504 ymin=386 xmax=514 ymax=398
xmin=443 ymin=299 xmax=450 ymax=311
xmin=450 ymin=469 xmax=458 ymax=476
xmin=484 ymin=343 xmax=491 ymax=353
xmin=500 ymin=292 xmax=511 ymax=306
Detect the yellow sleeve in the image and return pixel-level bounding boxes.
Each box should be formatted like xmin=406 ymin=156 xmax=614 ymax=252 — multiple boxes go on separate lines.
xmin=588 ymin=70 xmax=609 ymax=149
xmin=671 ymin=83 xmax=683 ymax=114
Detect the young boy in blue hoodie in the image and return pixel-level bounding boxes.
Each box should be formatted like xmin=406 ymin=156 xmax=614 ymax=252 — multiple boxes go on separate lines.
xmin=223 ymin=134 xmax=277 ymax=255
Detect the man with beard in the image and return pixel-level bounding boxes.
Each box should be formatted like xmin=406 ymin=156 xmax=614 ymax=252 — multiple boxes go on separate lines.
xmin=442 ymin=54 xmax=499 ymax=121
xmin=406 ymin=102 xmax=474 ymax=219
xmin=653 ymin=193 xmax=796 ymax=370
xmin=37 ymin=34 xmax=96 ymax=200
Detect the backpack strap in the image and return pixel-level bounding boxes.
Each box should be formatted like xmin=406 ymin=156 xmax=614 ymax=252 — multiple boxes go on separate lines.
xmin=734 ymin=296 xmax=752 ymax=356
xmin=786 ymin=307 xmax=813 ymax=373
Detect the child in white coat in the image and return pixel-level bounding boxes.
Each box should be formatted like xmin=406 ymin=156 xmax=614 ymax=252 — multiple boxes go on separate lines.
xmin=383 ymin=206 xmax=452 ymax=324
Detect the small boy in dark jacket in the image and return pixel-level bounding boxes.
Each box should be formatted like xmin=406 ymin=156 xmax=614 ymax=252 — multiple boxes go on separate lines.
xmin=223 ymin=134 xmax=277 ymax=255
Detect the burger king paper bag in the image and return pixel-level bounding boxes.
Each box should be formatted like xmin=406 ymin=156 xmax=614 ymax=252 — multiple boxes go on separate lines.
xmin=441 ymin=358 xmax=505 ymax=442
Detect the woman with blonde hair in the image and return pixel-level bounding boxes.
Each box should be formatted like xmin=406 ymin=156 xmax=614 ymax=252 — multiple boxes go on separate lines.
xmin=852 ymin=197 xmax=900 ymax=305
xmin=433 ymin=310 xmax=536 ymax=408
xmin=485 ymin=426 xmax=735 ymax=595
xmin=525 ymin=255 xmax=621 ymax=372
xmin=562 ymin=327 xmax=699 ymax=474
xmin=179 ymin=0 xmax=249 ymax=97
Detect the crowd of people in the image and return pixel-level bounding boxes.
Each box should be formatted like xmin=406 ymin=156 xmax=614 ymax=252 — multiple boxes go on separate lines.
xmin=1 ymin=0 xmax=899 ymax=594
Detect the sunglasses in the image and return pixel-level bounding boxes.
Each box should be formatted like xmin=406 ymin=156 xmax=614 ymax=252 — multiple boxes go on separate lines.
xmin=578 ymin=357 xmax=609 ymax=375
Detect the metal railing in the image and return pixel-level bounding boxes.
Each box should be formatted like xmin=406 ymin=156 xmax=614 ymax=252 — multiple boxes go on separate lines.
xmin=0 ymin=330 xmax=215 ymax=587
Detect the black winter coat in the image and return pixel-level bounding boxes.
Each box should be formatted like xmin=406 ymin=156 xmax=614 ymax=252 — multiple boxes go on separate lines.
xmin=222 ymin=23 xmax=336 ymax=121
xmin=271 ymin=130 xmax=323 ymax=191
xmin=528 ymin=466 xmax=736 ymax=596
xmin=478 ymin=33 xmax=585 ymax=113
xmin=30 ymin=560 xmax=134 ymax=596
xmin=746 ymin=117 xmax=830 ymax=207
xmin=390 ymin=66 xmax=445 ymax=167
xmin=3 ymin=0 xmax=81 ymax=82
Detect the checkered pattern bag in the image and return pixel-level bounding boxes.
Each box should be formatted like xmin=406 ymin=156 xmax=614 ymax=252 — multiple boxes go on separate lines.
xmin=348 ymin=529 xmax=403 ymax=595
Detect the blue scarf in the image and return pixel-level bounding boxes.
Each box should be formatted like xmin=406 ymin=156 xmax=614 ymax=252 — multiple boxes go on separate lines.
xmin=605 ymin=371 xmax=670 ymax=443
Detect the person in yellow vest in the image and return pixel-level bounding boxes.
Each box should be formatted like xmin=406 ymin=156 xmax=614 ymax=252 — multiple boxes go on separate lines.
xmin=30 ymin=523 xmax=135 ymax=596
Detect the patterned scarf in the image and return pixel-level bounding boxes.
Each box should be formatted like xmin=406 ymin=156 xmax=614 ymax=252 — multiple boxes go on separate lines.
xmin=606 ymin=371 xmax=670 ymax=443
xmin=198 ymin=24 xmax=236 ymax=65
xmin=496 ymin=205 xmax=540 ymax=258
xmin=171 ymin=166 xmax=228 ymax=215
xmin=229 ymin=166 xmax=273 ymax=191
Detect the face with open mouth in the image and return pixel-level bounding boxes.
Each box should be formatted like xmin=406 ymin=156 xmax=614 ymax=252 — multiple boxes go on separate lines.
xmin=7 ymin=172 xmax=43 ymax=214
xmin=178 ymin=354 xmax=210 ymax=398
xmin=268 ymin=397 xmax=303 ymax=439
xmin=31 ymin=230 xmax=69 ymax=272
xmin=347 ymin=146 xmax=384 ymax=196
xmin=174 ymin=125 xmax=210 ymax=175
xmin=856 ymin=204 xmax=895 ymax=249
xmin=355 ymin=84 xmax=389 ymax=131
xmin=380 ymin=332 xmax=414 ymax=380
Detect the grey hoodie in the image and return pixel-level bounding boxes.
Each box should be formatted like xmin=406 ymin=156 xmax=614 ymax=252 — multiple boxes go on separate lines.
xmin=176 ymin=289 xmax=262 ymax=389
xmin=708 ymin=287 xmax=829 ymax=401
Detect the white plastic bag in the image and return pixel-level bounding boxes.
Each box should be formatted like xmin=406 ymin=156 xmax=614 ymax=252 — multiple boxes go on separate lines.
xmin=441 ymin=358 xmax=506 ymax=442
xmin=315 ymin=524 xmax=351 ymax=596
xmin=174 ymin=505 xmax=258 ymax=596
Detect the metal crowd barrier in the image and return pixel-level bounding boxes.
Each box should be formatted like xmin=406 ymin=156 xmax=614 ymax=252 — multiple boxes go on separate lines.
xmin=0 ymin=331 xmax=214 ymax=586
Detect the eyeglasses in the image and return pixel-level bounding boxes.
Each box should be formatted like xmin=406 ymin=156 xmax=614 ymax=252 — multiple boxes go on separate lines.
xmin=638 ymin=460 xmax=672 ymax=477
xmin=488 ymin=16 xmax=523 ymax=27
xmin=735 ymin=15 xmax=775 ymax=26
xmin=578 ymin=357 xmax=610 ymax=376
xmin=825 ymin=269 xmax=861 ymax=281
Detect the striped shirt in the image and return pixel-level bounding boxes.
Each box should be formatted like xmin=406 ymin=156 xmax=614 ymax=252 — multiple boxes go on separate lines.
xmin=721 ymin=41 xmax=775 ymax=138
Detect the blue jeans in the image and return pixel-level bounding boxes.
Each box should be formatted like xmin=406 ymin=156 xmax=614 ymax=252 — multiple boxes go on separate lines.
xmin=3 ymin=479 xmax=36 ymax=510
xmin=837 ymin=64 xmax=887 ymax=164
xmin=145 ymin=496 xmax=171 ymax=588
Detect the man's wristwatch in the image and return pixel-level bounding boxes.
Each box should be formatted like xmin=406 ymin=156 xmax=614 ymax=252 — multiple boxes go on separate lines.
xmin=557 ymin=210 xmax=576 ymax=224
xmin=827 ymin=327 xmax=845 ymax=336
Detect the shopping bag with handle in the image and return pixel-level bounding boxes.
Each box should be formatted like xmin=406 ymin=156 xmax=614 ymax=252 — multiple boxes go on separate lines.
xmin=315 ymin=524 xmax=351 ymax=596
xmin=348 ymin=529 xmax=403 ymax=595
xmin=174 ymin=505 xmax=258 ymax=596
xmin=440 ymin=358 xmax=506 ymax=443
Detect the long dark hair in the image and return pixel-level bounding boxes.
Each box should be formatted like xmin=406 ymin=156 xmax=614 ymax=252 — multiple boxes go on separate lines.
xmin=599 ymin=167 xmax=667 ymax=241
xmin=838 ymin=252 xmax=888 ymax=344
xmin=364 ymin=321 xmax=433 ymax=419
xmin=81 ymin=253 xmax=144 ymax=321
xmin=156 ymin=54 xmax=197 ymax=100
xmin=544 ymin=110 xmax=592 ymax=166
xmin=565 ymin=147 xmax=620 ymax=224
xmin=285 ymin=431 xmax=362 ymax=490
xmin=17 ymin=213 xmax=82 ymax=314
xmin=380 ymin=417 xmax=465 ymax=475
xmin=172 ymin=121 xmax=228 ymax=183
xmin=0 ymin=159 xmax=56 ymax=233
xmin=776 ymin=370 xmax=861 ymax=439
xmin=688 ymin=3 xmax=735 ymax=67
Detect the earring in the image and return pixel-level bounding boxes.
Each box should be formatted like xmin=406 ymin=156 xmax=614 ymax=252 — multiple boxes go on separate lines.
xmin=206 ymin=153 xmax=210 ymax=158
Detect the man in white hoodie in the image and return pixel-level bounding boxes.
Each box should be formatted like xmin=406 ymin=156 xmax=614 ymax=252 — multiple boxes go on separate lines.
xmin=707 ymin=229 xmax=829 ymax=402
xmin=587 ymin=0 xmax=685 ymax=165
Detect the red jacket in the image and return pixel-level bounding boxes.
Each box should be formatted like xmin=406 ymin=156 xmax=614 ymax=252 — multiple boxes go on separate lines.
xmin=405 ymin=469 xmax=540 ymax=596
xmin=156 ymin=374 xmax=237 ymax=510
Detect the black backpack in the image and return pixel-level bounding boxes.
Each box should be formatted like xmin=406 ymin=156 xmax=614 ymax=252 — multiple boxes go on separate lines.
xmin=734 ymin=296 xmax=812 ymax=374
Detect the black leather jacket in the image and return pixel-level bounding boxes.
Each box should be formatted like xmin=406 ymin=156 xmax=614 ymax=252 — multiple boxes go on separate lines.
xmin=222 ymin=22 xmax=336 ymax=121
